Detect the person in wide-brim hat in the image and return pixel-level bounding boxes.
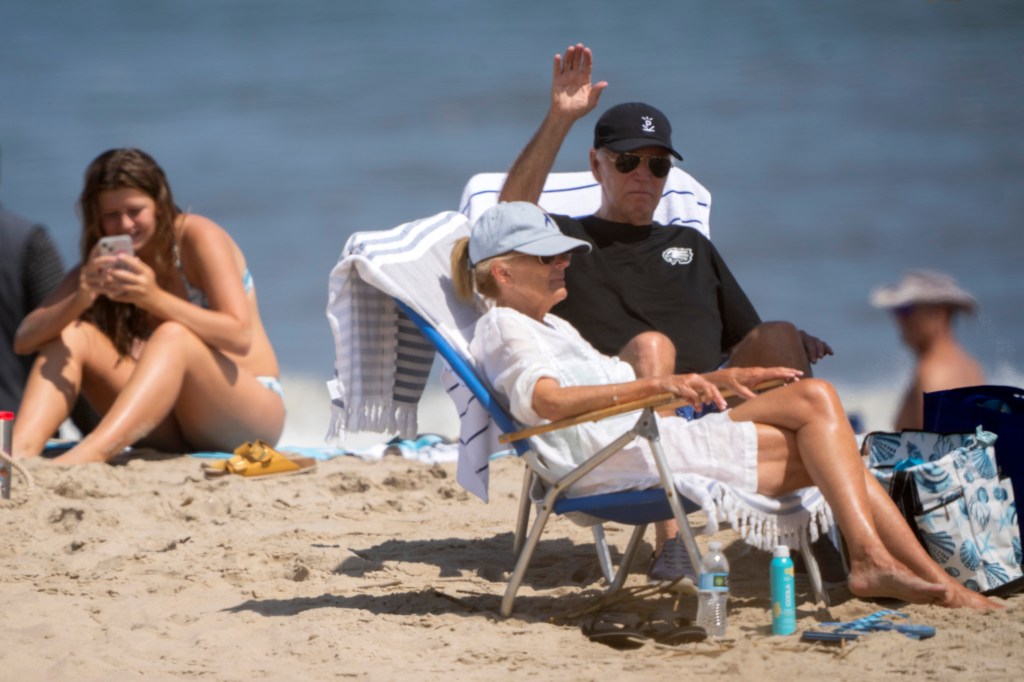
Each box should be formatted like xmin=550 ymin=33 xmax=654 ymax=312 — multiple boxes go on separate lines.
xmin=870 ymin=269 xmax=984 ymax=431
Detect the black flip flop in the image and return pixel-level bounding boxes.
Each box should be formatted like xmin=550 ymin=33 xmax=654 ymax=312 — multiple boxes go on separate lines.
xmin=582 ymin=612 xmax=649 ymax=650
xmin=649 ymin=623 xmax=708 ymax=645
xmin=643 ymin=613 xmax=708 ymax=646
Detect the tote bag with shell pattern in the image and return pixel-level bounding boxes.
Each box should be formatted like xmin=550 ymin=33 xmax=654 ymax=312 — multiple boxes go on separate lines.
xmin=863 ymin=427 xmax=1023 ymax=596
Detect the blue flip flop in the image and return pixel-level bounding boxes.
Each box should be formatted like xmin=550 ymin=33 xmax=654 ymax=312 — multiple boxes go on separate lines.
xmin=810 ymin=609 xmax=936 ymax=641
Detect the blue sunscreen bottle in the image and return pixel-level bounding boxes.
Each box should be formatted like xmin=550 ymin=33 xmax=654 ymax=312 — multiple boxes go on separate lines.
xmin=770 ymin=545 xmax=796 ymax=635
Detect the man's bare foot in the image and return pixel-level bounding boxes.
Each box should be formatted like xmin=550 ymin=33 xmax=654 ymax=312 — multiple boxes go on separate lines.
xmin=848 ymin=562 xmax=949 ymax=605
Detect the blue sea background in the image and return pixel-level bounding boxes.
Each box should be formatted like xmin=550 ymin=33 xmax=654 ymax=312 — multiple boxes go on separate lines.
xmin=2 ymin=0 xmax=1021 ymax=445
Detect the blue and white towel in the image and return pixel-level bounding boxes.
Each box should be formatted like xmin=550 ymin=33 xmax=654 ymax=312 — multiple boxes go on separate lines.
xmin=458 ymin=169 xmax=712 ymax=238
xmin=325 ymin=210 xmax=504 ymax=500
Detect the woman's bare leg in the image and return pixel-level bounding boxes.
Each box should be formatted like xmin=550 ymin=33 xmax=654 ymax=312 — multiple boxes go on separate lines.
xmin=862 ymin=469 xmax=997 ymax=609
xmin=12 ymin=321 xmax=135 ymax=458
xmin=56 ymin=321 xmax=284 ymax=464
xmin=730 ymin=380 xmax=952 ymax=606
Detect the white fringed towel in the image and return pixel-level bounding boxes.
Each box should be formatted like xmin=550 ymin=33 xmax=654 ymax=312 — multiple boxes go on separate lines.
xmin=676 ymin=475 xmax=834 ymax=551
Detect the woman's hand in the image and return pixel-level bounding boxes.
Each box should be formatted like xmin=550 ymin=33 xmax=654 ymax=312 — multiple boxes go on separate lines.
xmin=79 ymin=242 xmax=124 ymax=305
xmin=707 ymin=366 xmax=804 ymax=401
xmin=659 ymin=373 xmax=727 ymax=412
xmin=101 ymin=254 xmax=161 ymax=310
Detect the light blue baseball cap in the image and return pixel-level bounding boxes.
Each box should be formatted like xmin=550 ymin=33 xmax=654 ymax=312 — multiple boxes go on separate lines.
xmin=468 ymin=202 xmax=592 ymax=267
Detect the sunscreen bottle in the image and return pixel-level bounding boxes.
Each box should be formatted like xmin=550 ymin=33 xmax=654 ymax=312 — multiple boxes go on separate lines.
xmin=770 ymin=545 xmax=796 ymax=635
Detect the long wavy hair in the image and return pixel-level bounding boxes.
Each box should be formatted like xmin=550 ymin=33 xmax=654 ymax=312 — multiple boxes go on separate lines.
xmin=79 ymin=148 xmax=180 ymax=356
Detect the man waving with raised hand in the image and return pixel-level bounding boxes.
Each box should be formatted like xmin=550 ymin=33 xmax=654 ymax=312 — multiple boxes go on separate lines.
xmin=495 ymin=43 xmax=835 ymax=587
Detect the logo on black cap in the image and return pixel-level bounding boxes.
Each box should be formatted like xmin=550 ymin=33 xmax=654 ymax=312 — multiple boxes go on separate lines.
xmin=594 ymin=102 xmax=683 ymax=160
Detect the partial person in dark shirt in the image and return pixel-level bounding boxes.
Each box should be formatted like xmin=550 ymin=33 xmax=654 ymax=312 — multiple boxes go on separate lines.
xmin=0 ymin=205 xmax=65 ymax=411
xmin=2 ymin=203 xmax=99 ymax=436
xmin=496 ymin=43 xmax=834 ymax=584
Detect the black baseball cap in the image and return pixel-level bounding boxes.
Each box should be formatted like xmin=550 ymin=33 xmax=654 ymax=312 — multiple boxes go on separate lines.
xmin=593 ymin=102 xmax=683 ymax=160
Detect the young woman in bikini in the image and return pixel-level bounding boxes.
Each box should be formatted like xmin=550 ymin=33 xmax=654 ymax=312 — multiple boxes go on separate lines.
xmin=12 ymin=148 xmax=284 ymax=463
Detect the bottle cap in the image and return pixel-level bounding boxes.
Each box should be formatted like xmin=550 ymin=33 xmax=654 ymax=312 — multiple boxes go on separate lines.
xmin=708 ymin=541 xmax=722 ymax=552
xmin=0 ymin=412 xmax=14 ymax=420
xmin=773 ymin=545 xmax=790 ymax=558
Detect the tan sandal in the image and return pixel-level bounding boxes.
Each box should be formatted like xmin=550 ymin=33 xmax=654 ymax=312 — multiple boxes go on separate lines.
xmin=202 ymin=440 xmax=317 ymax=479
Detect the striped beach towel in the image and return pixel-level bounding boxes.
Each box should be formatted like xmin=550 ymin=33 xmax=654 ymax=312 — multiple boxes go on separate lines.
xmin=325 ymin=211 xmax=504 ymax=500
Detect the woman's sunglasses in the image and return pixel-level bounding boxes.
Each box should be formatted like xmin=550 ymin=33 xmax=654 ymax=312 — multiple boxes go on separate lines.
xmin=603 ymin=149 xmax=673 ymax=178
xmin=536 ymin=254 xmax=570 ymax=265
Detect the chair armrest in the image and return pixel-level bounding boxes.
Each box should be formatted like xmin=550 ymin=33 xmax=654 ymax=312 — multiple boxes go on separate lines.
xmin=498 ymin=379 xmax=787 ymax=444
xmin=499 ymin=393 xmax=677 ymax=444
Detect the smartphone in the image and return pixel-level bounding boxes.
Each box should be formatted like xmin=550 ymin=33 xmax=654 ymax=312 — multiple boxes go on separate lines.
xmin=97 ymin=235 xmax=134 ymax=275
xmin=98 ymin=235 xmax=134 ymax=258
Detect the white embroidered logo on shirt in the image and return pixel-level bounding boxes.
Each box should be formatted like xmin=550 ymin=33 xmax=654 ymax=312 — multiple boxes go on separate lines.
xmin=641 ymin=116 xmax=656 ymax=133
xmin=662 ymin=247 xmax=693 ymax=265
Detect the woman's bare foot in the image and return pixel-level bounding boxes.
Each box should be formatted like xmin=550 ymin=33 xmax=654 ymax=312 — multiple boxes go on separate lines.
xmin=940 ymin=584 xmax=1003 ymax=610
xmin=848 ymin=559 xmax=949 ymax=605
xmin=52 ymin=445 xmax=110 ymax=465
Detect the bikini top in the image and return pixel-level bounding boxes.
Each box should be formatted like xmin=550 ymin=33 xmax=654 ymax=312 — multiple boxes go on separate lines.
xmin=174 ymin=244 xmax=254 ymax=310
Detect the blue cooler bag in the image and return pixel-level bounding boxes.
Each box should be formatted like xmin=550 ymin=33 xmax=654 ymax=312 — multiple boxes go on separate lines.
xmin=924 ymin=385 xmax=1024 ymax=542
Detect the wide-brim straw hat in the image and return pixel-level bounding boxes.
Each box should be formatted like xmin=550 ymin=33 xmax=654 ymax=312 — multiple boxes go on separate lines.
xmin=870 ymin=269 xmax=977 ymax=313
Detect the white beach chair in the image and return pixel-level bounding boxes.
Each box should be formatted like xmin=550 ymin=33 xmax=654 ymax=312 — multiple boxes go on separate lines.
xmin=457 ymin=168 xmax=712 ymax=237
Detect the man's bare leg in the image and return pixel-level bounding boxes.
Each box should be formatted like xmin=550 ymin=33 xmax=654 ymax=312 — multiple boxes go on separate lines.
xmin=727 ymin=321 xmax=811 ymax=375
xmin=618 ymin=331 xmax=692 ymax=579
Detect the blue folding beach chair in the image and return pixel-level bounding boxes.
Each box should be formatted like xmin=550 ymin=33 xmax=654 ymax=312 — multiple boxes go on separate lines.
xmin=327 ymin=193 xmax=837 ymax=618
xmin=395 ymin=300 xmax=710 ymax=616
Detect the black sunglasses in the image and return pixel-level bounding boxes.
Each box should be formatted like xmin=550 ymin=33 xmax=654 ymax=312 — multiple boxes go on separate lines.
xmin=604 ymin=150 xmax=673 ymax=178
xmin=536 ymin=254 xmax=570 ymax=265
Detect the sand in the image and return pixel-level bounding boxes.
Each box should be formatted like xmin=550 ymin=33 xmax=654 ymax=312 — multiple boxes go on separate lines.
xmin=1 ymin=452 xmax=1021 ymax=681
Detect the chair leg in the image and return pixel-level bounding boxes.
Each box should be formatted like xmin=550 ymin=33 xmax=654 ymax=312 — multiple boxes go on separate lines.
xmin=501 ymin=497 xmax=557 ymax=617
xmin=799 ymin=526 xmax=829 ymax=607
xmin=607 ymin=523 xmax=649 ymax=594
xmin=828 ymin=525 xmax=850 ymax=577
xmin=643 ymin=419 xmax=701 ymax=591
xmin=513 ymin=465 xmax=533 ymax=559
xmin=591 ymin=521 xmax=650 ymax=589
xmin=592 ymin=525 xmax=616 ymax=584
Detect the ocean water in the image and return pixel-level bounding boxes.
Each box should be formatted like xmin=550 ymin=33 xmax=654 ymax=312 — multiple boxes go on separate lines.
xmin=2 ymin=0 xmax=1022 ymax=444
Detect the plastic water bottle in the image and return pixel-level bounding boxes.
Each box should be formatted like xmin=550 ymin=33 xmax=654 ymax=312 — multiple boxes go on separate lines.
xmin=696 ymin=540 xmax=729 ymax=638
xmin=770 ymin=545 xmax=796 ymax=635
